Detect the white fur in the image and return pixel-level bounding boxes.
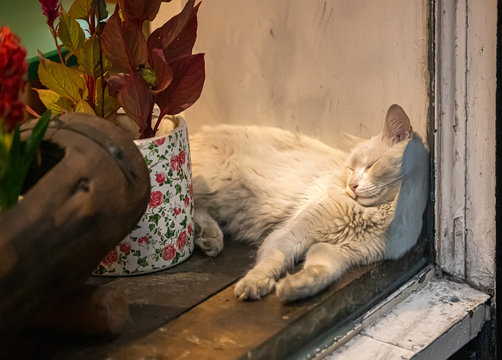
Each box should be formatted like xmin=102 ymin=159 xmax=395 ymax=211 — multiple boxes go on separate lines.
xmin=190 ymin=106 xmax=428 ymax=301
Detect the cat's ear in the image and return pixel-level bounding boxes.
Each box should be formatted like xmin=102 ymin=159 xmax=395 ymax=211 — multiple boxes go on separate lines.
xmin=382 ymin=104 xmax=412 ymax=144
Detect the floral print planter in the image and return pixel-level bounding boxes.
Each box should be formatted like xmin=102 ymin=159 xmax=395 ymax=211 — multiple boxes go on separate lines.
xmin=94 ymin=117 xmax=194 ymax=275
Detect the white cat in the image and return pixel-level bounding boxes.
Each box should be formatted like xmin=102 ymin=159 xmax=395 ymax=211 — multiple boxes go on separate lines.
xmin=190 ymin=104 xmax=428 ymax=301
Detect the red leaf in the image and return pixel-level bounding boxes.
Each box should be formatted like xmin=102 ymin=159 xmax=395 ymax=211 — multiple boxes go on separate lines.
xmin=101 ymin=6 xmax=148 ymax=70
xmin=147 ymin=0 xmax=199 ymax=64
xmin=123 ymin=20 xmax=148 ymax=68
xmin=101 ymin=6 xmax=129 ymax=70
xmin=155 ymin=53 xmax=205 ymax=117
xmin=150 ymin=49 xmax=173 ymax=94
xmin=119 ymin=0 xmax=162 ymax=25
xmin=118 ymin=71 xmax=154 ymax=131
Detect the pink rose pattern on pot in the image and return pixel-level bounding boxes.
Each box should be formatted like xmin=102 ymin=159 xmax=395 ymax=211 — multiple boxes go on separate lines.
xmin=162 ymin=244 xmax=176 ymax=261
xmin=176 ymin=231 xmax=187 ymax=250
xmin=156 ymin=172 xmax=166 ymax=184
xmin=103 ymin=249 xmax=118 ymax=266
xmin=138 ymin=236 xmax=149 ymax=245
xmin=154 ymin=137 xmax=165 ymax=146
xmin=149 ymin=191 xmax=163 ymax=207
xmin=95 ymin=121 xmax=194 ymax=275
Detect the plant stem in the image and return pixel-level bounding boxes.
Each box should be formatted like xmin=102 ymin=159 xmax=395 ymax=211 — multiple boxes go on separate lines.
xmin=50 ymin=26 xmax=64 ymax=65
xmin=89 ymin=12 xmax=96 ymax=35
xmin=152 ymin=113 xmax=165 ymax=135
xmin=87 ymin=75 xmax=96 ymax=111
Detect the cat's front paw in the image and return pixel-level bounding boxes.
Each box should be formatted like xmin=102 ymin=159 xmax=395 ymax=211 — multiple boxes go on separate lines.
xmin=234 ymin=271 xmax=276 ymax=301
xmin=195 ymin=224 xmax=224 ymax=257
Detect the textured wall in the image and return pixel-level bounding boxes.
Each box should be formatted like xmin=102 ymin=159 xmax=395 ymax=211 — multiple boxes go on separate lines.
xmin=154 ymin=1 xmax=429 ymax=147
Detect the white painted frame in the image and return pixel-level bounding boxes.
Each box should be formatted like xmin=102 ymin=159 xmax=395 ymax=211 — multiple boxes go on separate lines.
xmin=434 ymin=0 xmax=496 ymax=293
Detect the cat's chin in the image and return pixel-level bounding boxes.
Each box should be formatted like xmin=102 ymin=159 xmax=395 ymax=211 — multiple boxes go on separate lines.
xmin=355 ymin=196 xmax=378 ymax=207
xmin=345 ymin=187 xmax=378 ymax=207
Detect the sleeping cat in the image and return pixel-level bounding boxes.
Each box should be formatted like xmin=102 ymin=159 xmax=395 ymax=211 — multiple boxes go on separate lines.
xmin=190 ymin=104 xmax=428 ymax=301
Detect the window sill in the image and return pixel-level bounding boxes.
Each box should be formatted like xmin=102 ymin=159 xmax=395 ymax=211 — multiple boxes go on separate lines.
xmin=322 ymin=270 xmax=491 ymax=360
xmin=0 ymin=239 xmax=432 ymax=359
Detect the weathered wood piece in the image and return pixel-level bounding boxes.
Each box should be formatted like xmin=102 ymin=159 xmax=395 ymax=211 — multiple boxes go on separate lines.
xmin=0 ymin=113 xmax=150 ymax=331
xmin=31 ymin=285 xmax=129 ymax=337
xmin=0 ymin=241 xmax=256 ymax=359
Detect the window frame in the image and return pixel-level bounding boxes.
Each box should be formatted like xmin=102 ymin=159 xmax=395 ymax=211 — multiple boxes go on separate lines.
xmin=433 ymin=0 xmax=496 ymax=294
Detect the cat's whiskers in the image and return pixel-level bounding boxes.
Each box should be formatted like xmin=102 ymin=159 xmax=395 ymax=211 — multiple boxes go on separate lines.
xmin=360 ymin=172 xmax=406 ymax=197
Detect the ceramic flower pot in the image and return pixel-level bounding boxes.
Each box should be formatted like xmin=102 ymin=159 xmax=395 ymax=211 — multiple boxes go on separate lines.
xmin=93 ymin=116 xmax=194 ymax=275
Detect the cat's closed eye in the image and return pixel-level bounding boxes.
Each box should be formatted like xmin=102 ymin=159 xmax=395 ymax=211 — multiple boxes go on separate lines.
xmin=364 ymin=160 xmax=379 ymax=171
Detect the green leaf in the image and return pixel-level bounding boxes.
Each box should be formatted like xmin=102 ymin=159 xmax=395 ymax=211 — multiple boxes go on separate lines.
xmin=94 ymin=77 xmax=119 ymax=119
xmin=21 ymin=111 xmax=52 ymax=177
xmin=0 ymin=111 xmax=52 ymax=211
xmin=94 ymin=265 xmax=106 ymax=275
xmin=0 ymin=136 xmax=8 ymax=178
xmin=35 ymin=89 xmax=74 ymax=114
xmin=149 ymin=223 xmax=155 ymax=232
xmin=78 ymin=36 xmax=101 ymax=76
xmin=148 ymin=213 xmax=161 ymax=226
xmin=75 ymin=99 xmax=96 ymax=115
xmin=140 ymin=67 xmax=157 ymax=87
xmin=173 ymin=252 xmax=181 ymax=264
xmin=166 ymin=227 xmax=175 ymax=239
xmin=93 ymin=0 xmax=108 ymax=21
xmin=180 ymin=216 xmax=187 ymax=228
xmin=0 ymin=126 xmax=22 ymax=210
xmin=69 ymin=0 xmax=93 ymax=19
xmin=137 ymin=256 xmax=148 ymax=267
xmin=175 ymin=184 xmax=182 ymax=194
xmin=38 ymin=56 xmax=85 ymax=104
xmin=58 ymin=9 xmax=85 ymax=55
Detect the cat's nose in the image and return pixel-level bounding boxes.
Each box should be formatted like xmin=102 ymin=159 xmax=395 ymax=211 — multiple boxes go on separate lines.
xmin=349 ymin=183 xmax=358 ymax=193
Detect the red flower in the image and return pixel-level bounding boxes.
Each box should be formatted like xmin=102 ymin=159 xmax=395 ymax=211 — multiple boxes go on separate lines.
xmin=189 ymin=183 xmax=193 ymax=199
xmin=0 ymin=27 xmax=27 ymax=132
xmin=188 ymin=224 xmax=192 ymax=235
xmin=120 ymin=242 xmax=131 ymax=254
xmin=149 ymin=191 xmax=163 ymax=207
xmin=155 ymin=172 xmax=166 ymax=184
xmin=138 ymin=236 xmax=149 ymax=245
xmin=38 ymin=0 xmax=61 ymax=28
xmin=154 ymin=137 xmax=166 ymax=146
xmin=176 ymin=231 xmax=187 ymax=250
xmin=162 ymin=244 xmax=176 ymax=261
xmin=102 ymin=249 xmax=119 ymax=265
xmin=184 ymin=195 xmax=190 ymax=207
xmin=178 ymin=150 xmax=186 ymax=165
xmin=174 ymin=207 xmax=181 ymax=216
xmin=170 ymin=155 xmax=180 ymax=171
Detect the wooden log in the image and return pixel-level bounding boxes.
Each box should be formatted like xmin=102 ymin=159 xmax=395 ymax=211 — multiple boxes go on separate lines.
xmin=0 ymin=113 xmax=150 ymax=332
xmin=31 ymin=285 xmax=129 ymax=337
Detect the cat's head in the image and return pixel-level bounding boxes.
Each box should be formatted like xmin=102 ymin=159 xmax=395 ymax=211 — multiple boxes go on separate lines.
xmin=346 ymin=104 xmax=413 ymax=206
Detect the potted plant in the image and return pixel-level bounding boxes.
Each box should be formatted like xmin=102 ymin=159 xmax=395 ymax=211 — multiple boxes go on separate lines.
xmin=0 ymin=26 xmax=51 ymax=212
xmin=36 ymin=0 xmax=205 ymax=275
xmin=0 ymin=26 xmax=150 ymax=329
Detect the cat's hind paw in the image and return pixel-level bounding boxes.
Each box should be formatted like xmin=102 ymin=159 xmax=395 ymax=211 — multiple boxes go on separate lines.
xmin=194 ymin=223 xmax=224 ymax=257
xmin=234 ymin=272 xmax=276 ymax=301
xmin=276 ymin=265 xmax=329 ymax=302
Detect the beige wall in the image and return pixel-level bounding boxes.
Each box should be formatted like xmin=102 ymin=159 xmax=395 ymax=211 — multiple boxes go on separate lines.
xmin=154 ymin=1 xmax=429 ymax=148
